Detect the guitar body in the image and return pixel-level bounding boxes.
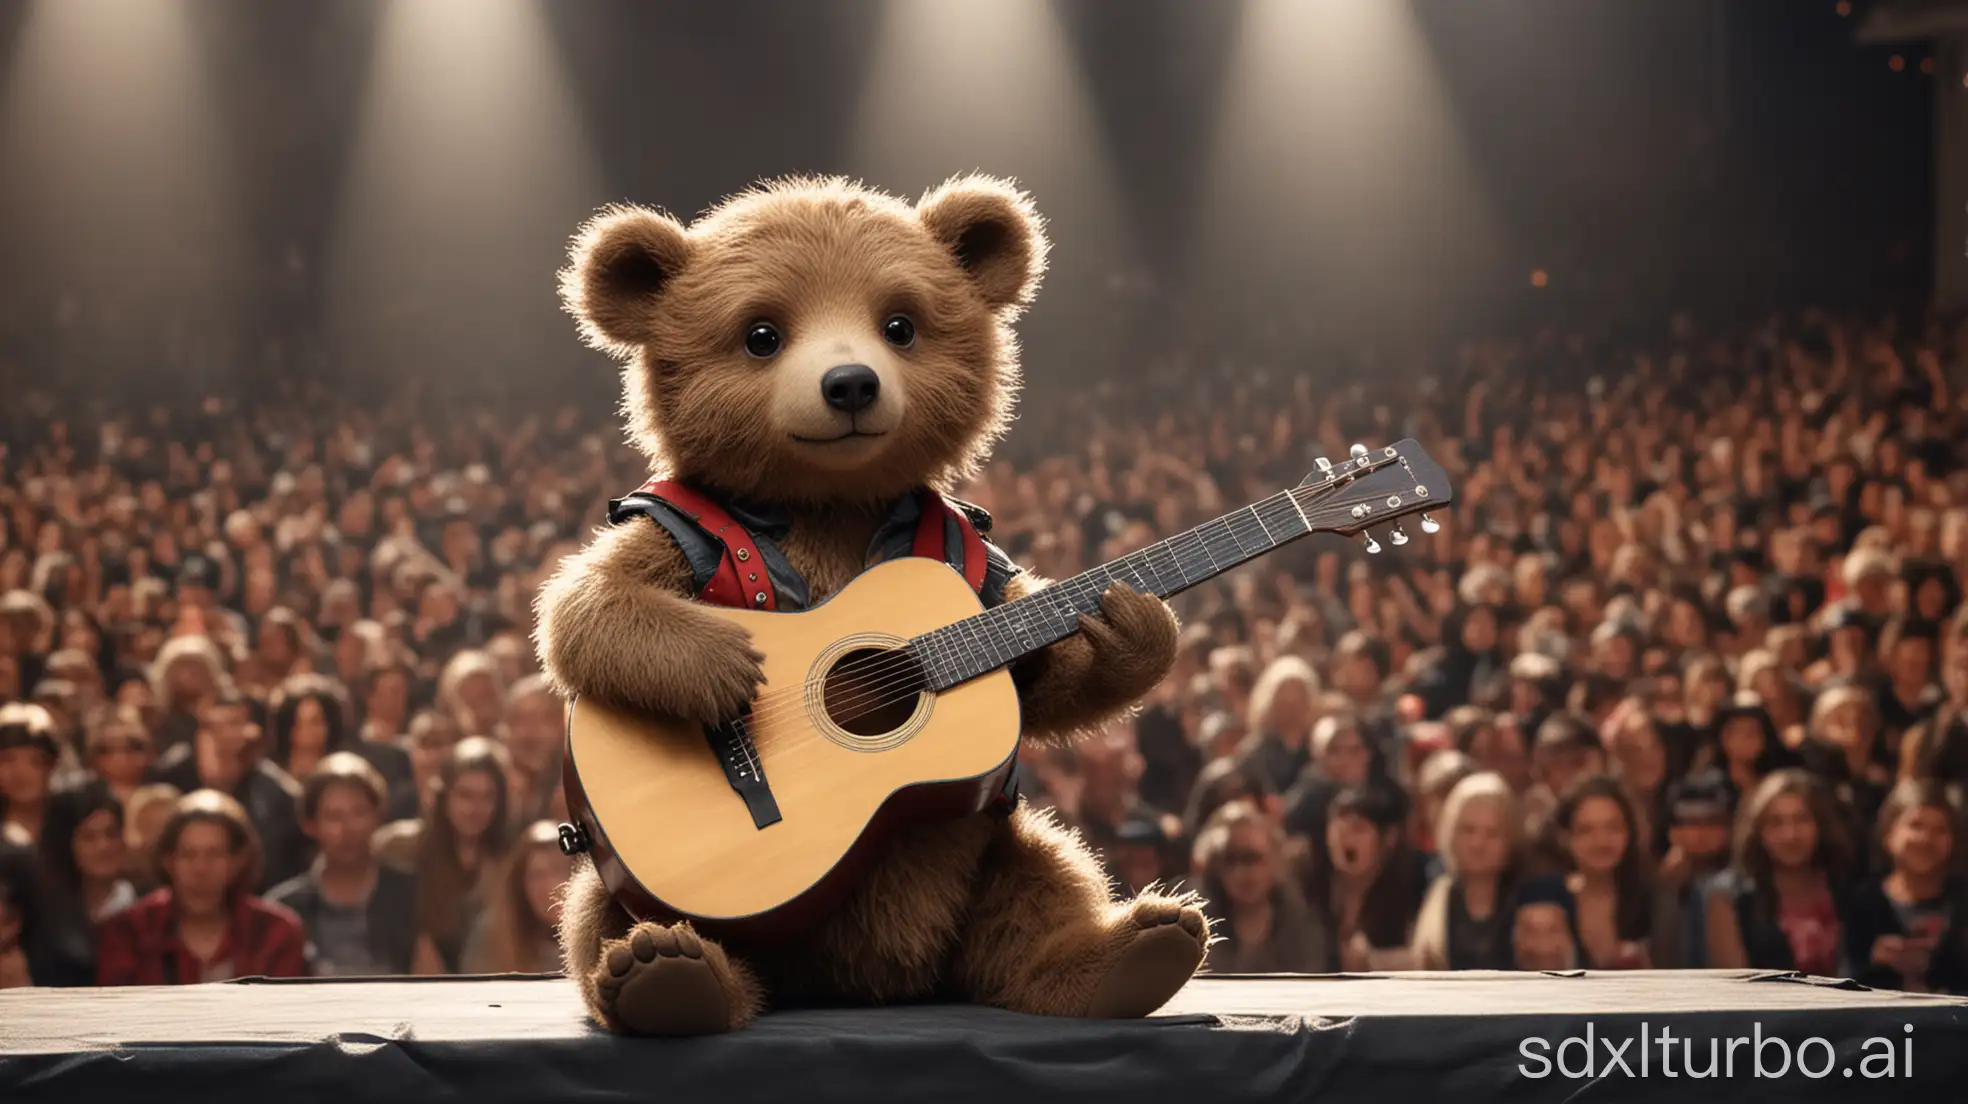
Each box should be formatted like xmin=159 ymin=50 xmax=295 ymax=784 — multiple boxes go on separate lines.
xmin=563 ymin=556 xmax=1023 ymax=943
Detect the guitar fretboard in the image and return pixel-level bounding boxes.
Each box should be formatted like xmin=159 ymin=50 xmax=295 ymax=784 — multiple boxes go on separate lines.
xmin=911 ymin=488 xmax=1315 ymax=691
xmin=902 ymin=439 xmax=1447 ymax=693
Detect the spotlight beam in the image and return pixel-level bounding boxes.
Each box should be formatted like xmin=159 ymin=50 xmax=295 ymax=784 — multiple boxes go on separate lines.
xmin=1192 ymin=0 xmax=1509 ymax=343
xmin=325 ymin=0 xmax=607 ymax=390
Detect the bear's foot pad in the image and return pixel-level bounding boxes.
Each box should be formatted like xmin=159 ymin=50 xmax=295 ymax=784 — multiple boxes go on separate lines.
xmin=595 ymin=923 xmax=732 ymax=1036
xmin=1085 ymin=901 xmax=1208 ymax=1019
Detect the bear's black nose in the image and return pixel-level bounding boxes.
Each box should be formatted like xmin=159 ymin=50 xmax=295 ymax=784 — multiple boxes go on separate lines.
xmin=821 ymin=364 xmax=880 ymax=414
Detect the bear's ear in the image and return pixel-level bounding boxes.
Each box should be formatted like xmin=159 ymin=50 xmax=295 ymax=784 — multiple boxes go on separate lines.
xmin=916 ymin=175 xmax=1049 ymax=313
xmin=560 ymin=205 xmax=694 ymax=354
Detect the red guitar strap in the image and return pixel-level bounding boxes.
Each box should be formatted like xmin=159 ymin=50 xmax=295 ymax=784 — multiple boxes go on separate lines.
xmin=629 ymin=483 xmax=988 ymax=610
xmin=636 ymin=480 xmax=778 ymax=610
xmin=912 ymin=489 xmax=990 ymax=594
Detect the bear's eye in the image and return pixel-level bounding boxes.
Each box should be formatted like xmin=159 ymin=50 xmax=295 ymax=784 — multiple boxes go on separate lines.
xmin=744 ymin=321 xmax=782 ymax=359
xmin=882 ymin=314 xmax=916 ymax=349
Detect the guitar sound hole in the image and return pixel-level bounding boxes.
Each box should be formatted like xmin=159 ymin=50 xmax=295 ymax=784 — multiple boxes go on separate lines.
xmin=822 ymin=647 xmax=926 ymax=737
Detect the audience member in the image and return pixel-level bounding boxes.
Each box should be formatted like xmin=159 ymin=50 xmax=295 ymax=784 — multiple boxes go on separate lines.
xmin=1409 ymin=748 xmax=1478 ymax=867
xmin=1196 ymin=800 xmax=1326 ymax=972
xmin=1411 ymin=771 xmax=1521 ymax=970
xmin=35 ymin=781 xmax=134 ymax=984
xmin=265 ymin=675 xmax=355 ymax=787
xmin=0 ymin=703 xmax=61 ymax=845
xmin=1237 ymin=658 xmax=1320 ymax=795
xmin=95 ymin=790 xmax=308 ymax=985
xmin=1846 ymin=779 xmax=1968 ymax=993
xmin=1511 ymin=876 xmax=1580 ymax=972
xmin=123 ymin=783 xmax=182 ymax=891
xmin=1552 ymin=775 xmax=1653 ymax=969
xmin=503 ymin=677 xmax=565 ymax=823
xmin=1648 ymin=769 xmax=1735 ymax=968
xmin=1280 ymin=713 xmax=1374 ymax=843
xmin=147 ymin=690 xmax=308 ymax=891
xmin=267 ymin=754 xmax=418 ymax=976
xmin=0 ymin=839 xmax=50 ymax=986
xmin=83 ymin=708 xmax=154 ymax=806
xmin=1107 ymin=813 xmax=1174 ymax=897
xmin=1522 ymin=713 xmax=1606 ymax=849
xmin=1315 ymin=786 xmax=1425 ymax=971
xmin=1705 ymin=770 xmax=1855 ymax=975
xmin=460 ymin=820 xmax=571 ymax=975
xmin=410 ymin=737 xmax=514 ymax=975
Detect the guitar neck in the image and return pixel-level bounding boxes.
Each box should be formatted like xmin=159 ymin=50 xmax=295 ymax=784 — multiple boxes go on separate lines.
xmin=914 ymin=487 xmax=1317 ymax=691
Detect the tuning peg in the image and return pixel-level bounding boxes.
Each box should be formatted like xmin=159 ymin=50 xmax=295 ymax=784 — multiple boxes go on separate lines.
xmin=1363 ymin=533 xmax=1382 ymax=554
xmin=1419 ymin=513 xmax=1440 ymax=534
xmin=1315 ymin=456 xmax=1332 ymax=474
xmin=1389 ymin=525 xmax=1408 ymax=546
xmin=1349 ymin=443 xmax=1369 ymax=460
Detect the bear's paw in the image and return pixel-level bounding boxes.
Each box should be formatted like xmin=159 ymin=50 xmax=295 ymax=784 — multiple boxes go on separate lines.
xmin=594 ymin=923 xmax=735 ymax=1036
xmin=1084 ymin=898 xmax=1209 ymax=1019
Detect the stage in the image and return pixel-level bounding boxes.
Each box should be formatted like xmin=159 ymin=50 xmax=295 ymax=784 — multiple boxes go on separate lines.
xmin=3 ymin=970 xmax=1965 ymax=1103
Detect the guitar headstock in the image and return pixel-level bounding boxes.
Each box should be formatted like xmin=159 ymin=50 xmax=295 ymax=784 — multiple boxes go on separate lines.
xmin=1293 ymin=439 xmax=1453 ymax=554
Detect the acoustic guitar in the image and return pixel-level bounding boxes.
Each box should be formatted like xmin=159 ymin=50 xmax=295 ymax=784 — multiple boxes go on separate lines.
xmin=560 ymin=439 xmax=1452 ymax=940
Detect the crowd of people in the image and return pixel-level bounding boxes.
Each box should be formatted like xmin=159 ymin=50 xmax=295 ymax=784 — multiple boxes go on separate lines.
xmin=3 ymin=306 xmax=1968 ymax=997
xmin=988 ymin=307 xmax=1968 ymax=990
xmin=0 ymin=387 xmax=593 ymax=984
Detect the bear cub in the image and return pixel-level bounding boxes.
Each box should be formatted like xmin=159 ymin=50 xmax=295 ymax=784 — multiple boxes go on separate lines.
xmin=537 ymin=174 xmax=1209 ymax=1035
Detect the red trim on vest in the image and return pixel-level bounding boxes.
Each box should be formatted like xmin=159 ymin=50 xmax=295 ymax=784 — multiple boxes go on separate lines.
xmin=638 ymin=480 xmax=777 ymax=610
xmin=913 ymin=489 xmax=989 ymax=594
xmin=632 ymin=482 xmax=987 ymax=610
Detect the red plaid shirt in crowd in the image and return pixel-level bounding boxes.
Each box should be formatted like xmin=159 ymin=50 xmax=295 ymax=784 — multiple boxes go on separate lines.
xmin=96 ymin=889 xmax=308 ymax=986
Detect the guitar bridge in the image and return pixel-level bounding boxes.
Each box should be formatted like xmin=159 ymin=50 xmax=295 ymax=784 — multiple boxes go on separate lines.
xmin=707 ymin=717 xmax=782 ymax=830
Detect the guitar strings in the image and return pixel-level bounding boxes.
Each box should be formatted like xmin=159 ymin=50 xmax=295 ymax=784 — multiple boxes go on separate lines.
xmin=724 ymin=473 xmax=1360 ymax=728
xmin=713 ymin=488 xmax=1422 ymax=773
xmin=724 ymin=477 xmax=1403 ymax=736
xmin=697 ymin=486 xmax=1413 ymax=760
xmin=722 ymin=480 xmax=1356 ymax=734
xmin=717 ymin=494 xmax=1302 ymax=732
xmin=726 ymin=514 xmax=1287 ymax=768
xmin=727 ymin=489 xmax=1375 ymax=743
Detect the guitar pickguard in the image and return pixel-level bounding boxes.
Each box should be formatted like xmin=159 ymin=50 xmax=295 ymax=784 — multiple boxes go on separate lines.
xmin=707 ymin=716 xmax=782 ymax=830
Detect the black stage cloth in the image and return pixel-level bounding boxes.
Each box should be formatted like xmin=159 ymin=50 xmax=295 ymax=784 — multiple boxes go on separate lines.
xmin=3 ymin=970 xmax=1966 ymax=1103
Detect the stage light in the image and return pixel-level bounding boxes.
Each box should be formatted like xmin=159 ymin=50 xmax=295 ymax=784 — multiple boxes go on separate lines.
xmin=326 ymin=0 xmax=605 ymax=382
xmin=0 ymin=0 xmax=240 ymax=337
xmin=1922 ymin=58 xmax=1936 ymax=75
xmin=1890 ymin=55 xmax=1906 ymax=72
xmin=849 ymin=0 xmax=1134 ymax=333
xmin=1530 ymin=269 xmax=1549 ymax=289
xmin=1193 ymin=0 xmax=1506 ymax=335
xmin=1835 ymin=1 xmax=1852 ymax=17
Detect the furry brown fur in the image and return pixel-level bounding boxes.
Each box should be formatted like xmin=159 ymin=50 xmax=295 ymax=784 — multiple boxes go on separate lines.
xmin=538 ymin=175 xmax=1205 ymax=1035
xmin=560 ymin=175 xmax=1044 ymax=506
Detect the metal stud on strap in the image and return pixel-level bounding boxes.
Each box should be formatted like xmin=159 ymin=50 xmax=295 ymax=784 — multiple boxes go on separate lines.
xmin=735 ymin=548 xmax=750 ymax=562
xmin=754 ymin=592 xmax=769 ymax=606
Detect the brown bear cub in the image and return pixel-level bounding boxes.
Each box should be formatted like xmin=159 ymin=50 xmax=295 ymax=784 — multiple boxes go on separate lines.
xmin=536 ymin=174 xmax=1209 ymax=1035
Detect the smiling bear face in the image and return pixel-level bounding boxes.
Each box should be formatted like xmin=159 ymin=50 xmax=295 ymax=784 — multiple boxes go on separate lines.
xmin=562 ymin=175 xmax=1047 ymax=505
